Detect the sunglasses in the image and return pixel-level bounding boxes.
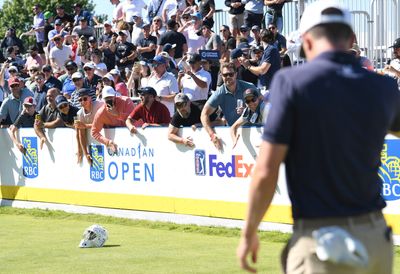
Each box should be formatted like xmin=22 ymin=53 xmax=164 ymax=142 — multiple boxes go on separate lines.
xmin=245 ymin=97 xmax=257 ymax=104
xmin=58 ymin=103 xmax=68 ymax=109
xmin=78 ymin=96 xmax=89 ymax=102
xmin=175 ymin=102 xmax=187 ymax=109
xmin=72 ymin=78 xmax=82 ymax=82
xmin=222 ymin=72 xmax=235 ymax=78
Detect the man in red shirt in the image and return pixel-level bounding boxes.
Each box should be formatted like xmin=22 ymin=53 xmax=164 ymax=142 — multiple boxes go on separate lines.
xmin=126 ymin=87 xmax=170 ymax=134
xmin=91 ymin=86 xmax=135 ymax=153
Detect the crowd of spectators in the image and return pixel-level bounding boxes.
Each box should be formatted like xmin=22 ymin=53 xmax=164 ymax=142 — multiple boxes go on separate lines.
xmin=0 ymin=1 xmax=389 ymax=163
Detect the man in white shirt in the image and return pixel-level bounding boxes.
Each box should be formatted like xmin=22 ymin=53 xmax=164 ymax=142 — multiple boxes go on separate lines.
xmin=147 ymin=55 xmax=179 ymax=117
xmin=178 ymin=53 xmax=211 ymax=109
xmin=49 ymin=35 xmax=72 ymax=74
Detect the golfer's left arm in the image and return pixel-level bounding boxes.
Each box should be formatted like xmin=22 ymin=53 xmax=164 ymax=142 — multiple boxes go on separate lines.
xmin=238 ymin=141 xmax=288 ymax=273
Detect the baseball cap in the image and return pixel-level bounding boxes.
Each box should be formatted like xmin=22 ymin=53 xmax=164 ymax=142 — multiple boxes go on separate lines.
xmin=118 ymin=30 xmax=129 ymax=36
xmin=167 ymin=19 xmax=177 ymax=29
xmin=102 ymin=73 xmax=114 ymax=82
xmin=162 ymin=43 xmax=176 ymax=52
xmin=8 ymin=77 xmax=20 ymax=86
xmin=102 ymin=86 xmax=118 ymax=98
xmin=8 ymin=65 xmax=18 ymax=73
xmin=44 ymin=11 xmax=53 ymax=20
xmin=152 ymin=55 xmax=167 ymax=64
xmin=83 ymin=62 xmax=95 ymax=69
xmin=78 ymin=88 xmax=91 ymax=97
xmin=240 ymin=25 xmax=249 ymax=32
xmin=54 ymin=19 xmax=62 ymax=26
xmin=389 ymin=38 xmax=400 ymax=49
xmin=243 ymin=88 xmax=259 ymax=100
xmin=55 ymin=95 xmax=68 ymax=108
xmin=174 ymin=93 xmax=189 ymax=104
xmin=191 ymin=12 xmax=202 ymax=21
xmin=72 ymin=72 xmax=84 ymax=79
xmin=188 ymin=53 xmax=201 ymax=64
xmin=230 ymin=48 xmax=244 ymax=59
xmin=23 ymin=96 xmax=37 ymax=106
xmin=65 ymin=60 xmax=77 ymax=68
xmin=138 ymin=87 xmax=157 ymax=97
xmin=110 ymin=68 xmax=120 ymax=75
xmin=299 ymin=0 xmax=352 ymax=35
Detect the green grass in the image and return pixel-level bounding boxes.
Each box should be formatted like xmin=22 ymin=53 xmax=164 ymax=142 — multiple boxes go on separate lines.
xmin=0 ymin=207 xmax=399 ymax=274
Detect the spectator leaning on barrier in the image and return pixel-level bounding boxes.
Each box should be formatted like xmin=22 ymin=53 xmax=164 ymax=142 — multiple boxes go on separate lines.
xmin=230 ymin=88 xmax=266 ymax=148
xmin=9 ymin=96 xmax=38 ymax=154
xmin=126 ymin=86 xmax=170 ymax=134
xmin=75 ymin=88 xmax=104 ymax=165
xmin=237 ymin=1 xmax=400 ymax=273
xmin=34 ymin=88 xmax=64 ymax=148
xmin=91 ymin=86 xmax=135 ymax=153
xmin=55 ymin=94 xmax=79 ymax=128
xmin=0 ymin=77 xmax=34 ymax=126
xmin=201 ymin=62 xmax=257 ymax=151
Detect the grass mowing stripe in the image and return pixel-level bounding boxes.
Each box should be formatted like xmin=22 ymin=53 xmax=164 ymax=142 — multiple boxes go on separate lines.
xmin=0 ymin=206 xmax=291 ymax=243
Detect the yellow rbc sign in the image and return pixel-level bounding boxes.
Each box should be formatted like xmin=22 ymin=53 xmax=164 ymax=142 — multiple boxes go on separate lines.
xmin=379 ymin=141 xmax=400 ymax=200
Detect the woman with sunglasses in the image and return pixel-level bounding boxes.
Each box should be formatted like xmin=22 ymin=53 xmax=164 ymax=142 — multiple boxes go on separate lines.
xmin=230 ymin=88 xmax=266 ymax=148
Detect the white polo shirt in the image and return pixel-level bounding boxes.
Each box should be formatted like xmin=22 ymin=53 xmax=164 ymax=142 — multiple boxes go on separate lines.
xmin=147 ymin=71 xmax=178 ymax=117
xmin=181 ymin=68 xmax=211 ymax=101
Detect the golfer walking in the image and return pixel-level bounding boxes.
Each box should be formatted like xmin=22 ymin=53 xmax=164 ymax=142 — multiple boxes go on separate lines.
xmin=237 ymin=1 xmax=400 ymax=273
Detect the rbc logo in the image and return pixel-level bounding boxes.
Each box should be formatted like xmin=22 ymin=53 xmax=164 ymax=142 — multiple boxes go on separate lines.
xmin=379 ymin=141 xmax=400 ymax=201
xmin=90 ymin=145 xmax=105 ymax=181
xmin=194 ymin=149 xmax=206 ymax=176
xmin=22 ymin=137 xmax=38 ymax=178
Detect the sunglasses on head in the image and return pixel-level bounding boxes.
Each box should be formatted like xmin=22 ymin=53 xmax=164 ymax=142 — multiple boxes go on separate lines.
xmin=58 ymin=103 xmax=68 ymax=109
xmin=222 ymin=72 xmax=235 ymax=78
xmin=78 ymin=96 xmax=89 ymax=102
xmin=245 ymin=97 xmax=257 ymax=104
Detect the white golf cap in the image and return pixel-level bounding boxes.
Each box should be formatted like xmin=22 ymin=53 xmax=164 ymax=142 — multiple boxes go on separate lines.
xmin=299 ymin=0 xmax=353 ymax=35
xmin=102 ymin=86 xmax=118 ymax=98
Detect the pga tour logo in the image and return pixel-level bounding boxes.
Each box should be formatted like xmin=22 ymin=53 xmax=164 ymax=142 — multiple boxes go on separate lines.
xmin=379 ymin=140 xmax=400 ymax=201
xmin=22 ymin=137 xmax=39 ymax=178
xmin=90 ymin=145 xmax=105 ymax=182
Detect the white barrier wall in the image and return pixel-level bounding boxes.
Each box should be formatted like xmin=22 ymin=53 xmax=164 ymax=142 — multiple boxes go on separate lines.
xmin=0 ymin=127 xmax=400 ymax=236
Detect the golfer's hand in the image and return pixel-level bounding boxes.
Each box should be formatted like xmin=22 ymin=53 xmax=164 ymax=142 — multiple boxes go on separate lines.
xmin=237 ymin=233 xmax=260 ymax=273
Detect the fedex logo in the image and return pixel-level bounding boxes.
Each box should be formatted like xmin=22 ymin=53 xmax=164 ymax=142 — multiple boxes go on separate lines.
xmin=209 ymin=155 xmax=254 ymax=178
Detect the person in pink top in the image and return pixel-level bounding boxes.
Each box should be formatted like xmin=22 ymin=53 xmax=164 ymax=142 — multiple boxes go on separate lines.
xmin=91 ymin=86 xmax=135 ymax=153
xmin=110 ymin=68 xmax=129 ymax=97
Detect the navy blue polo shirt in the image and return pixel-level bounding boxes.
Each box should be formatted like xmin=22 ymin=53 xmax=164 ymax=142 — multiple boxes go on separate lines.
xmin=259 ymin=44 xmax=280 ymax=89
xmin=263 ymin=51 xmax=400 ymax=219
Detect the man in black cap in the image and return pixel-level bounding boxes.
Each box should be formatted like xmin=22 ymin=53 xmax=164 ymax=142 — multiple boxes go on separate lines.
xmin=178 ymin=53 xmax=211 ymax=110
xmin=157 ymin=19 xmax=187 ymax=60
xmin=384 ymin=38 xmax=400 ymax=87
xmin=110 ymin=30 xmax=137 ymax=73
xmin=137 ymin=23 xmax=157 ymax=61
xmin=126 ymin=87 xmax=171 ymax=134
xmin=72 ymin=16 xmax=95 ymax=39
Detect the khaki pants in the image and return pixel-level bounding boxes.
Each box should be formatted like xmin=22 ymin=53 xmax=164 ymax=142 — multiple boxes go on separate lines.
xmin=281 ymin=211 xmax=393 ymax=274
